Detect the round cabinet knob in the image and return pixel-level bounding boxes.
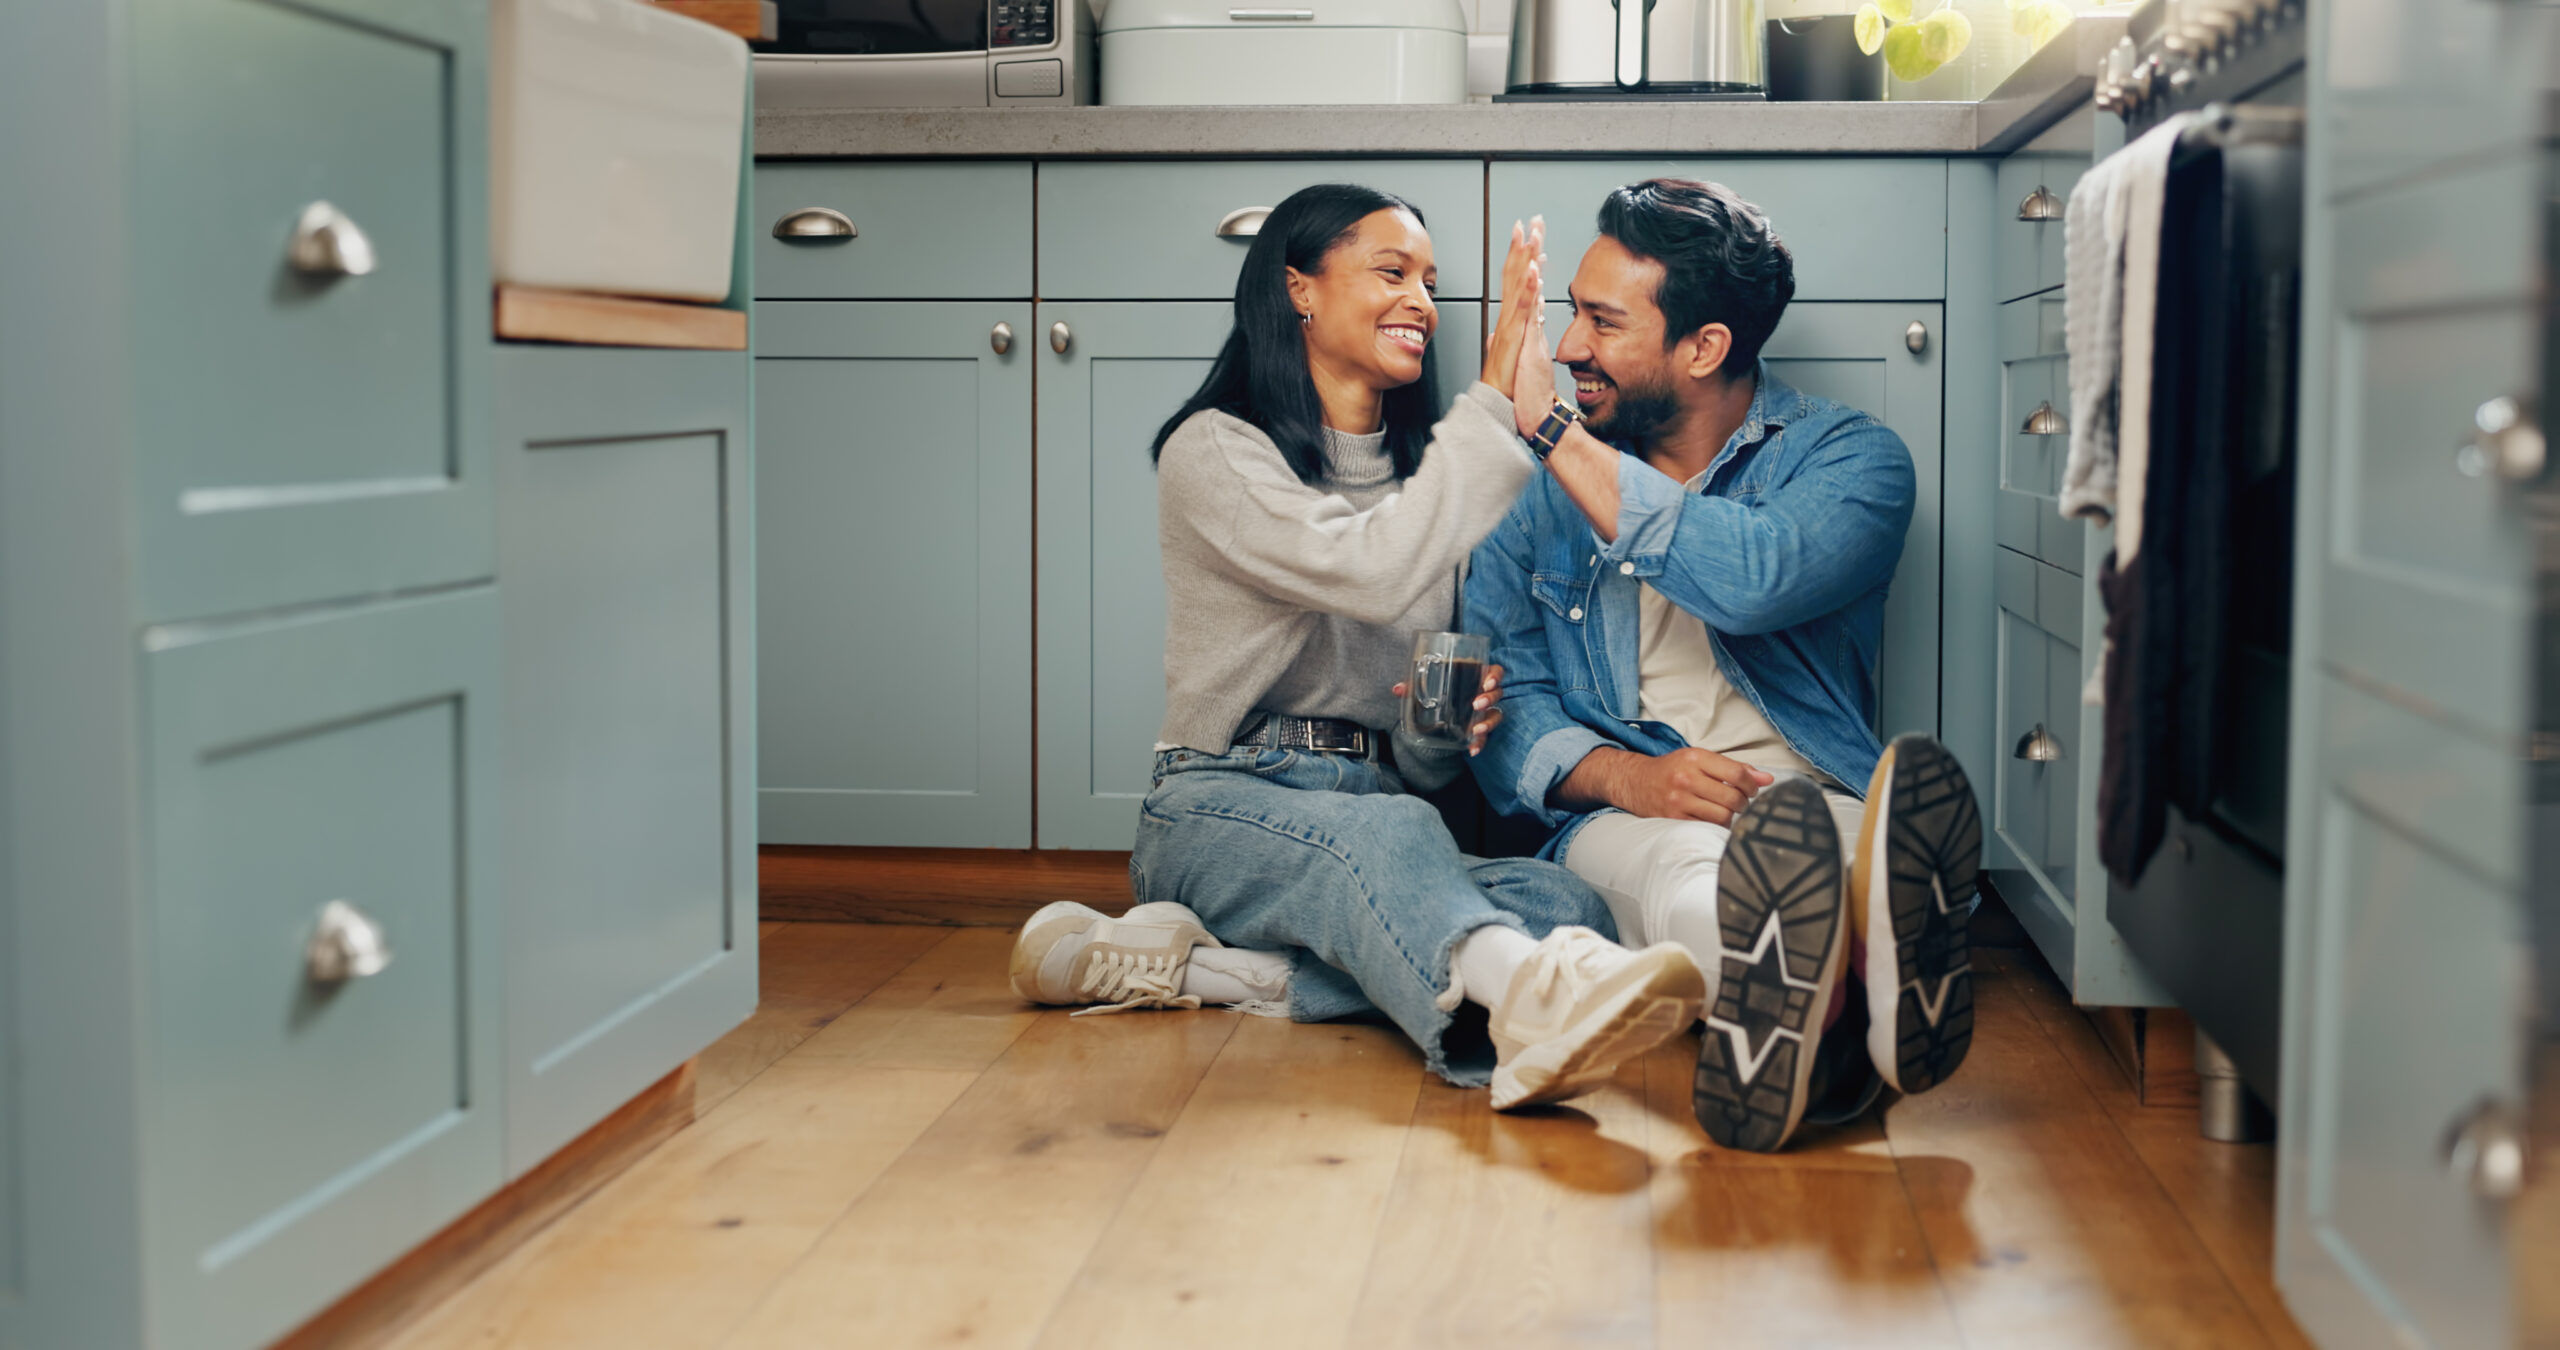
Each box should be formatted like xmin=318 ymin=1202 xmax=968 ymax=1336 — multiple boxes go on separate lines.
xmin=1215 ymin=207 xmax=1273 ymax=239
xmin=287 ymin=201 xmax=376 ymax=279
xmin=990 ymin=322 xmax=1014 ymax=355
xmin=772 ymin=207 xmax=857 ymax=242
xmin=2017 ymin=186 xmax=2066 ymax=222
xmin=305 ymin=899 xmax=392 ymax=985
xmin=2022 ymin=401 xmax=2069 ymax=436
xmin=2458 ymin=394 xmax=2547 ymax=484
xmin=1050 ymin=321 xmax=1072 ymax=355
xmin=2014 ymin=723 xmax=2064 ymax=762
xmin=2441 ymin=1099 xmax=2528 ymax=1201
xmin=1905 ymin=320 xmax=1930 ymax=355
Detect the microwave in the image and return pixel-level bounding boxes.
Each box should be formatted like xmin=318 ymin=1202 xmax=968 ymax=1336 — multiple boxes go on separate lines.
xmin=754 ymin=0 xmax=1093 ymax=108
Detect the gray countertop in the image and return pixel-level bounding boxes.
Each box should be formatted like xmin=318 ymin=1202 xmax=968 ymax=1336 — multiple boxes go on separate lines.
xmin=756 ymin=14 xmax=2127 ymax=160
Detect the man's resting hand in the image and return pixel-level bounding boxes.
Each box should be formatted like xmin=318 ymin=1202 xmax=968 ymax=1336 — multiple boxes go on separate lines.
xmin=1553 ymin=745 xmax=1776 ymax=826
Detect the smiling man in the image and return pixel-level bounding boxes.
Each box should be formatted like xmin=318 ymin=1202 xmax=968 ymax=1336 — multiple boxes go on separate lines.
xmin=1465 ymin=178 xmax=1983 ymax=1153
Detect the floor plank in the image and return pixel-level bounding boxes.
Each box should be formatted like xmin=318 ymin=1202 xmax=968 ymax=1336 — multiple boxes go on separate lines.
xmin=1994 ymin=952 xmax=2315 ymax=1350
xmin=385 ymin=930 xmax=1034 ymax=1350
xmin=716 ymin=1006 xmax=1239 ymax=1349
xmin=1034 ymin=1017 xmax=1427 ymax=1349
xmin=1347 ymin=1057 xmax=1658 ymax=1346
xmin=1641 ymin=1038 xmax=1965 ymax=1349
xmin=1883 ymin=959 xmax=2274 ymax=1350
xmin=694 ymin=921 xmax=948 ymax=1112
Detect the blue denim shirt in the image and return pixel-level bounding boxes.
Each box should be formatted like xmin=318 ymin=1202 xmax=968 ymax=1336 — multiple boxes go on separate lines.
xmin=1464 ymin=363 xmax=1916 ymax=858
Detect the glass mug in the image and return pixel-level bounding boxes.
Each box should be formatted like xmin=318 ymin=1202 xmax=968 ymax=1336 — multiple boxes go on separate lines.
xmin=1402 ymin=631 xmax=1492 ymax=751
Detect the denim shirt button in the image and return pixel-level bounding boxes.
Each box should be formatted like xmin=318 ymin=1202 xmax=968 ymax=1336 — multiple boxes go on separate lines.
xmin=1618 ymin=561 xmax=1635 ymax=575
xmin=1587 ymin=555 xmax=1597 ymax=567
xmin=1568 ymin=606 xmax=1584 ymax=621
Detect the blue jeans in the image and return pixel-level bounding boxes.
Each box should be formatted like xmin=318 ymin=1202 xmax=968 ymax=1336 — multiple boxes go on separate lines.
xmin=1132 ymin=746 xmax=1617 ymax=1086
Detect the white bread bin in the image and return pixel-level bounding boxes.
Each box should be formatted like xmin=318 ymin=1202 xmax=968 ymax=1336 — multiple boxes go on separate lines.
xmin=1099 ymin=0 xmax=1467 ymax=105
xmin=492 ymin=0 xmax=748 ymax=303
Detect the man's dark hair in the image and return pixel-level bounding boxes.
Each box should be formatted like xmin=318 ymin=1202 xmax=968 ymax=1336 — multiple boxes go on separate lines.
xmin=1595 ymin=178 xmax=1795 ymax=376
xmin=1151 ymin=183 xmax=1440 ymax=485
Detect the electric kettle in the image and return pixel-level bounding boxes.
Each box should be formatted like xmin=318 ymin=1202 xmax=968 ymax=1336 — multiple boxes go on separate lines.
xmin=1504 ymin=0 xmax=1765 ymax=97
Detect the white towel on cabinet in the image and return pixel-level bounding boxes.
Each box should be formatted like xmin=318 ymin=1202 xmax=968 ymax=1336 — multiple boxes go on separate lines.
xmin=2060 ymin=112 xmax=2194 ymax=567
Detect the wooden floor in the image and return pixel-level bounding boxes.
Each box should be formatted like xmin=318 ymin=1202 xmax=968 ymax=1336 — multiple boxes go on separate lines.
xmin=385 ymin=922 xmax=2315 ymax=1350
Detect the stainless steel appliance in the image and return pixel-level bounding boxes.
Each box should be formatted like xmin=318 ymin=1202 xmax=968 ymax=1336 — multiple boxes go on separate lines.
xmin=754 ymin=0 xmax=1092 ymax=108
xmin=1502 ymin=0 xmax=1764 ymax=99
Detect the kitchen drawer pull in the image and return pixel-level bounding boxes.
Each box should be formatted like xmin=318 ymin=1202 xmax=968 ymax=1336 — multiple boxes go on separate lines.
xmin=990 ymin=322 xmax=1014 ymax=354
xmin=2017 ymin=185 xmax=2065 ymax=221
xmin=1216 ymin=206 xmax=1274 ymax=239
xmin=2441 ymin=1099 xmax=2527 ymax=1201
xmin=287 ymin=201 xmax=377 ymax=279
xmin=305 ymin=899 xmax=392 ymax=985
xmin=1050 ymin=320 xmax=1072 ymax=354
xmin=1904 ymin=320 xmax=1929 ymax=355
xmin=2022 ymin=400 xmax=2068 ymax=436
xmin=773 ymin=207 xmax=857 ymax=241
xmin=2014 ymin=723 xmax=2063 ymax=762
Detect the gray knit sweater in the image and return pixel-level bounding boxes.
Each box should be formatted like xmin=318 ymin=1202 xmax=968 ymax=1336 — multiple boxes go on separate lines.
xmin=1153 ymin=382 xmax=1533 ymax=777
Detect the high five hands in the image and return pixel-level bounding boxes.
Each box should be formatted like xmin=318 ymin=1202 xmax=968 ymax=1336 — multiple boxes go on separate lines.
xmin=1480 ymin=217 xmax=1559 ymax=434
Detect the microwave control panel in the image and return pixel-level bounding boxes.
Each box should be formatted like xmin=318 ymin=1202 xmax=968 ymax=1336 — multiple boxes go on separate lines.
xmin=991 ymin=0 xmax=1054 ymax=47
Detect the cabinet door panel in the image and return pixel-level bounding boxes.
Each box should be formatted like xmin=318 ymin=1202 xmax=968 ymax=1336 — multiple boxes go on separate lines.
xmin=1037 ymin=303 xmax=1488 ymax=850
xmin=132 ymin=0 xmax=491 ymax=623
xmin=1040 ymin=161 xmax=1488 ymax=300
xmin=756 ymin=302 xmax=1033 ymax=847
xmin=1491 ymin=160 xmax=1948 ymax=301
xmin=755 ymin=162 xmax=1033 ymax=299
xmin=143 ymin=587 xmax=501 ymax=1350
xmin=494 ymin=348 xmax=756 ymax=1171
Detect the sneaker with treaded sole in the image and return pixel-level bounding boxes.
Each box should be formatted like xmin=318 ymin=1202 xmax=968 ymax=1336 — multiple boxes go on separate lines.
xmin=1693 ymin=778 xmax=1848 ymax=1153
xmin=1008 ymin=900 xmax=1222 ymax=1015
xmin=1487 ymin=926 xmax=1706 ymax=1112
xmin=1854 ymin=733 xmax=1981 ymax=1094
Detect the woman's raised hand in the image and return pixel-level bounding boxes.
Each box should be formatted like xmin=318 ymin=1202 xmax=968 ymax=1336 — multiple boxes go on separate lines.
xmin=1478 ymin=217 xmax=1546 ymax=389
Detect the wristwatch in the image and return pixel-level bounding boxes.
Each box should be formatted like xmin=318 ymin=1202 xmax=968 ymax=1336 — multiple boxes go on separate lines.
xmin=1524 ymin=395 xmax=1583 ymax=461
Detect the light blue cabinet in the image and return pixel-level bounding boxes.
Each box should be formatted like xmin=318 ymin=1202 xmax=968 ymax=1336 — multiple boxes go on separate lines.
xmin=129 ymin=0 xmax=492 ymax=625
xmin=755 ymin=162 xmax=1033 ymax=299
xmin=1514 ymin=296 xmax=1947 ymax=747
xmin=493 ymin=348 xmax=759 ymax=1172
xmin=1488 ymin=159 xmax=1951 ymax=302
xmin=142 ymin=588 xmax=505 ymax=1350
xmin=1039 ymin=161 xmax=1491 ymax=300
xmin=2273 ymin=30 xmax=2550 ymax=1332
xmin=755 ymin=301 xmax=1035 ymax=847
xmin=1034 ymin=301 xmax=1486 ymax=850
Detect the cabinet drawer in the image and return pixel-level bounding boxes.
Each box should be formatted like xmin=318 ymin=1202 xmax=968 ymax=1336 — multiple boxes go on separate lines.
xmin=756 ymin=162 xmax=1033 ymax=298
xmin=143 ymin=588 xmax=501 ymax=1350
xmin=1489 ymin=159 xmax=1947 ymax=301
xmin=1998 ymin=148 xmax=2085 ymax=301
xmin=1039 ymin=160 xmax=1487 ymax=300
xmin=132 ymin=0 xmax=490 ymax=624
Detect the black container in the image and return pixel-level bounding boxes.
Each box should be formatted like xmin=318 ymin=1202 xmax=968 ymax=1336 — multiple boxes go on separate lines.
xmin=1765 ymin=16 xmax=1883 ymax=101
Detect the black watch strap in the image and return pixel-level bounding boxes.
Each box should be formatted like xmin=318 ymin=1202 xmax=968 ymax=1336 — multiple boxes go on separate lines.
xmin=1525 ymin=395 xmax=1582 ymax=460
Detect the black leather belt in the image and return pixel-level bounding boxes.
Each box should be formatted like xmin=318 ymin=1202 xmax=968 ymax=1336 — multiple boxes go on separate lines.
xmin=1232 ymin=711 xmax=1376 ymax=759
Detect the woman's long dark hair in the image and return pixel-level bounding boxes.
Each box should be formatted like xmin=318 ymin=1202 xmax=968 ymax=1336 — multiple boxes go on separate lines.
xmin=1150 ymin=184 xmax=1442 ymax=485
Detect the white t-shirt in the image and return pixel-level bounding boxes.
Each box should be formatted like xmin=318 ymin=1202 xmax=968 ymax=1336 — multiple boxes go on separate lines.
xmin=1632 ymin=466 xmax=1837 ymax=787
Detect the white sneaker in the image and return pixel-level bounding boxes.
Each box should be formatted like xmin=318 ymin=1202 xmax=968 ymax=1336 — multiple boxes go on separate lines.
xmin=1486 ymin=926 xmax=1707 ymax=1111
xmin=1008 ymin=900 xmax=1223 ymax=1015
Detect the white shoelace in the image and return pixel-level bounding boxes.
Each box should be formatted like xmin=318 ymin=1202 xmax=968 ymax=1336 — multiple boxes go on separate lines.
xmin=1068 ymin=949 xmax=1203 ymax=1017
